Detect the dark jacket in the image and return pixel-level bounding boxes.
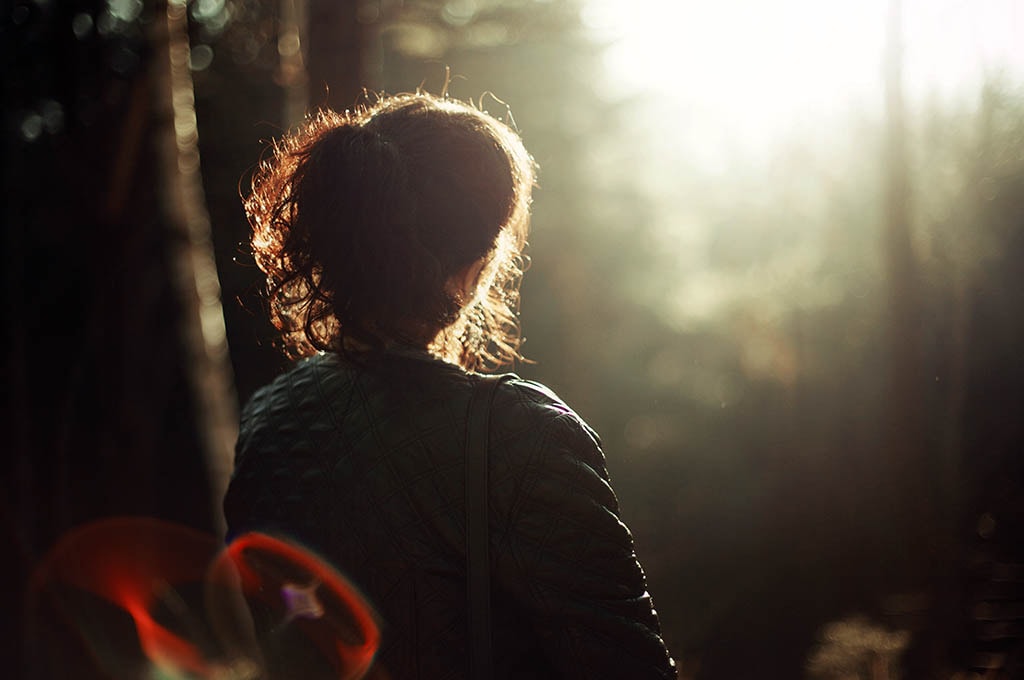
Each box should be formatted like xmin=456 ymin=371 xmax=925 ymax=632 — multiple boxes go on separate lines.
xmin=224 ymin=350 xmax=676 ymax=679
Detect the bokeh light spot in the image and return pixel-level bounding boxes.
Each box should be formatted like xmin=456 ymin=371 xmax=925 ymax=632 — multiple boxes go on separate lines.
xmin=277 ymin=29 xmax=301 ymax=57
xmin=96 ymin=11 xmax=115 ymax=36
xmin=442 ymin=0 xmax=478 ymax=27
xmin=41 ymin=99 xmax=64 ymax=134
xmin=12 ymin=5 xmax=29 ymax=25
xmin=21 ymin=113 xmax=43 ymax=141
xmin=107 ymin=0 xmax=143 ymax=23
xmin=191 ymin=0 xmax=225 ymax=21
xmin=189 ymin=44 xmax=214 ymax=72
xmin=71 ymin=12 xmax=94 ymax=39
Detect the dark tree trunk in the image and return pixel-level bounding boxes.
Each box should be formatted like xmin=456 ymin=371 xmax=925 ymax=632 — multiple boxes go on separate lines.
xmin=3 ymin=1 xmax=232 ymax=675
xmin=881 ymin=0 xmax=926 ymax=544
xmin=305 ymin=0 xmax=365 ymax=111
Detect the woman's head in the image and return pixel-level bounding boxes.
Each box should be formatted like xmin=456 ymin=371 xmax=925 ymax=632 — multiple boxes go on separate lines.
xmin=246 ymin=92 xmax=536 ymax=370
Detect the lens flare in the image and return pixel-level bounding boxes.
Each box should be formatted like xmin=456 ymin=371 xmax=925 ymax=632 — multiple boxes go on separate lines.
xmin=207 ymin=533 xmax=381 ymax=680
xmin=29 ymin=518 xmax=381 ymax=680
xmin=30 ymin=517 xmax=220 ymax=677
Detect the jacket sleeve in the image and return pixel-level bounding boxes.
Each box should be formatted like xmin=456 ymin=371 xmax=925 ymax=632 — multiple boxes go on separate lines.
xmin=489 ymin=402 xmax=677 ymax=679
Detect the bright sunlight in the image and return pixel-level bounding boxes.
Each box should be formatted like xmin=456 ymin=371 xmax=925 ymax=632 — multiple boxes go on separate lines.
xmin=584 ymin=0 xmax=1024 ymax=157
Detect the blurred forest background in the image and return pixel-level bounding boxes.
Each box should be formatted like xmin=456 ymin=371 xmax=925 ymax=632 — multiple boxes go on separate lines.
xmin=3 ymin=0 xmax=1023 ymax=678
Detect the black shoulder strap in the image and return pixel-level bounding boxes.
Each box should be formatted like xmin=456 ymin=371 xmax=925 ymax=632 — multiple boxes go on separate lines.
xmin=466 ymin=374 xmax=505 ymax=680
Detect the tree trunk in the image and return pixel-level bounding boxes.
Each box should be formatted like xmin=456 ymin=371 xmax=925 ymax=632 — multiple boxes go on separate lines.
xmin=155 ymin=0 xmax=239 ymax=536
xmin=305 ymin=0 xmax=365 ymax=112
xmin=882 ymin=0 xmax=925 ymax=535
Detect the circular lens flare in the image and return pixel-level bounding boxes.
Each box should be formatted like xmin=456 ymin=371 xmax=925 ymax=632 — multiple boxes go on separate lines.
xmin=207 ymin=533 xmax=381 ymax=680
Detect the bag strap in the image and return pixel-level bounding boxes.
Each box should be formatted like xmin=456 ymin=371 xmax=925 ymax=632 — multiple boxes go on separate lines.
xmin=465 ymin=374 xmax=505 ymax=680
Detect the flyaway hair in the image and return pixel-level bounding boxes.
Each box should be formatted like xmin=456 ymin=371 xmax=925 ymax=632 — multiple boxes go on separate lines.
xmin=245 ymin=92 xmax=536 ymax=371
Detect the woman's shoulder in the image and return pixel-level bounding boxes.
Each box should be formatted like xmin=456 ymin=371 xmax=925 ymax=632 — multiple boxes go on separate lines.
xmin=490 ymin=374 xmax=580 ymax=420
xmin=240 ymin=354 xmax=335 ymax=414
xmin=487 ymin=374 xmax=604 ymax=463
xmin=484 ymin=375 xmax=617 ymax=523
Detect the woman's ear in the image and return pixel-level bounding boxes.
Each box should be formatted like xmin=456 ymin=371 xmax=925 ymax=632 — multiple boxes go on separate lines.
xmin=448 ymin=257 xmax=488 ymax=305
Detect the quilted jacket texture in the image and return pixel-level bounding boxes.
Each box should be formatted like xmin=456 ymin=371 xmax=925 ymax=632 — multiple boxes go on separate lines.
xmin=224 ymin=349 xmax=676 ymax=679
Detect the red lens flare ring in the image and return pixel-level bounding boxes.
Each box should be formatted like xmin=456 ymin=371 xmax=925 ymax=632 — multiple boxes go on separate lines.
xmin=212 ymin=532 xmax=381 ymax=680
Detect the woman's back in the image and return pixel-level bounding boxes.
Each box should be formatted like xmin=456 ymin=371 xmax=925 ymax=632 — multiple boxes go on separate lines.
xmin=229 ymin=91 xmax=675 ymax=678
xmin=225 ymin=349 xmax=674 ymax=679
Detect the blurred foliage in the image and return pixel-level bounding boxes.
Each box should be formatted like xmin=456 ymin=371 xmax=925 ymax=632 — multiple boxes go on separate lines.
xmin=369 ymin=0 xmax=582 ymax=58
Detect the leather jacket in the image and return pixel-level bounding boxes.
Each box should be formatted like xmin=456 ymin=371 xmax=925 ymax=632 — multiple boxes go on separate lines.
xmin=224 ymin=349 xmax=676 ymax=679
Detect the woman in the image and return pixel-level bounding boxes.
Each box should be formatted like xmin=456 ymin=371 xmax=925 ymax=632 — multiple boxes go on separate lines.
xmin=224 ymin=92 xmax=676 ymax=679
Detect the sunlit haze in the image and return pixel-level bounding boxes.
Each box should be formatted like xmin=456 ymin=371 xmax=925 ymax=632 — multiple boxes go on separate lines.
xmin=572 ymin=0 xmax=1024 ymax=327
xmin=584 ymin=0 xmax=1024 ymax=157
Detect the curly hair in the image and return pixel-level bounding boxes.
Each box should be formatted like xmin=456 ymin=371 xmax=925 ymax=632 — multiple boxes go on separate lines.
xmin=245 ymin=92 xmax=536 ymax=371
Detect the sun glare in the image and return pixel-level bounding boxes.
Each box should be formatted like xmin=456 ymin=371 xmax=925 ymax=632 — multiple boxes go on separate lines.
xmin=576 ymin=0 xmax=1024 ymax=327
xmin=584 ymin=0 xmax=1024 ymax=153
